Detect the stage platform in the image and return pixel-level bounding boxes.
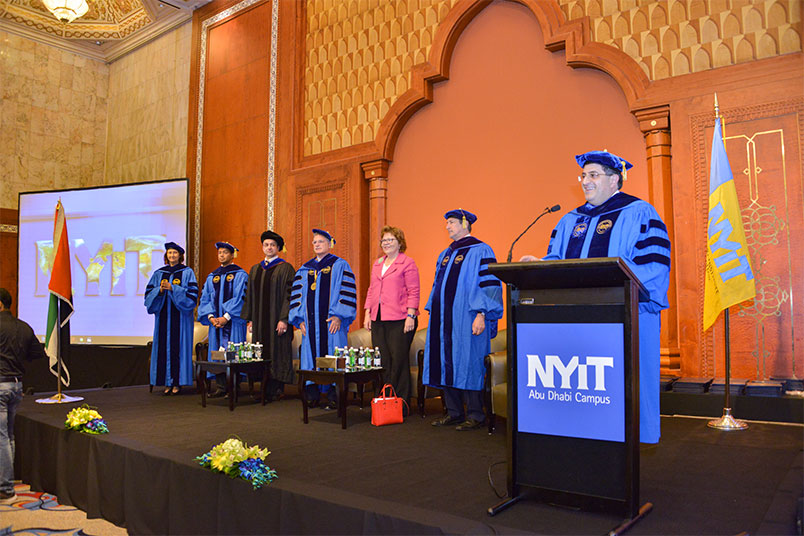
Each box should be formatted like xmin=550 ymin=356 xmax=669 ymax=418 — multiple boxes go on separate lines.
xmin=15 ymin=386 xmax=803 ymax=535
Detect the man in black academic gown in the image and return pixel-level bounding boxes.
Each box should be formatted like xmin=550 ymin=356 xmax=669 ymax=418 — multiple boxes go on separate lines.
xmin=241 ymin=231 xmax=295 ymax=401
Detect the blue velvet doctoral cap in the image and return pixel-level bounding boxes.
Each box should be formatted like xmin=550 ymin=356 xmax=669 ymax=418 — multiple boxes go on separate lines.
xmin=444 ymin=209 xmax=477 ymax=225
xmin=575 ymin=150 xmax=633 ymax=173
xmin=312 ymin=228 xmax=335 ymax=245
xmin=215 ymin=241 xmax=238 ymax=256
xmin=215 ymin=241 xmax=236 ymax=253
xmin=164 ymin=242 xmax=185 ymax=255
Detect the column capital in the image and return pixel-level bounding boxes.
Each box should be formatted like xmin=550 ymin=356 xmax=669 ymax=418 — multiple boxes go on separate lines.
xmin=361 ymin=159 xmax=390 ymax=181
xmin=634 ymin=105 xmax=670 ymax=133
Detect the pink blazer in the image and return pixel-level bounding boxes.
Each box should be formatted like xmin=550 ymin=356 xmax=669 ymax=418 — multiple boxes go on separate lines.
xmin=363 ymin=252 xmax=420 ymax=321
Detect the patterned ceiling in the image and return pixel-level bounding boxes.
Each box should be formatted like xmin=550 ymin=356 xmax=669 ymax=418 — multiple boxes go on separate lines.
xmin=0 ymin=0 xmax=212 ymax=61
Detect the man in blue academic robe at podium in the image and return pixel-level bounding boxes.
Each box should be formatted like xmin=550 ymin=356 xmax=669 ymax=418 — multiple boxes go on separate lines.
xmin=425 ymin=209 xmax=504 ymax=431
xmin=289 ymin=229 xmax=357 ymax=409
xmin=522 ymin=150 xmax=671 ymax=443
xmin=197 ymin=241 xmax=249 ymax=396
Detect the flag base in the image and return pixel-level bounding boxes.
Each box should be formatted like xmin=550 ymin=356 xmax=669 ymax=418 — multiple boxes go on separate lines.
xmin=35 ymin=393 xmax=84 ymax=404
xmin=707 ymin=407 xmax=748 ymax=430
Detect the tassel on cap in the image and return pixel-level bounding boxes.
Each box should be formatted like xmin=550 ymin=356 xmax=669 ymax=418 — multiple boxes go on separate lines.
xmin=215 ymin=241 xmax=237 ymax=256
xmin=575 ymin=150 xmax=633 ymax=176
xmin=312 ymin=228 xmax=335 ymax=247
xmin=443 ymin=209 xmax=478 ymax=225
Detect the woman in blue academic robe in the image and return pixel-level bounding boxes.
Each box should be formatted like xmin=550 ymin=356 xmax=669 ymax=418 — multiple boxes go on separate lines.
xmin=144 ymin=242 xmax=198 ymax=395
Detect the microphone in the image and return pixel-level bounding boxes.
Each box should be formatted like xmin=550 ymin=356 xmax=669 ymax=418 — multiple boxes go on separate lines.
xmin=506 ymin=204 xmax=561 ymax=262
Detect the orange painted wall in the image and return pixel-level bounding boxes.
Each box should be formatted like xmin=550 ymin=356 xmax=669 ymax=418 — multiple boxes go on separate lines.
xmin=387 ymin=1 xmax=648 ymax=327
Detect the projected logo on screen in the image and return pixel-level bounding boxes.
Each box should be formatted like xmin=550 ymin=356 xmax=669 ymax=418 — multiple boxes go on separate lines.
xmin=34 ymin=235 xmax=166 ymax=297
xmin=516 ymin=323 xmax=624 ymax=442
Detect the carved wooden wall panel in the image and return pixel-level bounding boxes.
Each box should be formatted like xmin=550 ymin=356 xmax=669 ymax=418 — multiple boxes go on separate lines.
xmin=0 ymin=209 xmax=19 ymax=312
xmin=189 ymin=0 xmax=277 ymax=277
xmin=295 ymin=178 xmax=348 ymax=265
xmin=686 ymin=98 xmax=804 ymax=380
xmin=558 ymin=0 xmax=802 ymax=80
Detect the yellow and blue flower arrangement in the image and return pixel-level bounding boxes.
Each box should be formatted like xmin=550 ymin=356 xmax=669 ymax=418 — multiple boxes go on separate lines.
xmin=196 ymin=438 xmax=277 ymax=490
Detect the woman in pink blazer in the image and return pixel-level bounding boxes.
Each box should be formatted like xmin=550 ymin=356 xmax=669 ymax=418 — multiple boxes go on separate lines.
xmin=363 ymin=226 xmax=420 ymax=402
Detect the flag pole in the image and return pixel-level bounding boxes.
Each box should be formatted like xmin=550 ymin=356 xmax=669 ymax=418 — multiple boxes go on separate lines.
xmin=37 ymin=292 xmax=83 ymax=404
xmin=36 ymin=200 xmax=82 ymax=405
xmin=708 ymin=94 xmax=747 ymax=431
xmin=57 ymin=296 xmax=63 ymax=400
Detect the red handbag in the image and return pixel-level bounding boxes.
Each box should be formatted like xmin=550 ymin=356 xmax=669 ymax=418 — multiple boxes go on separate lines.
xmin=371 ymin=384 xmax=408 ymax=426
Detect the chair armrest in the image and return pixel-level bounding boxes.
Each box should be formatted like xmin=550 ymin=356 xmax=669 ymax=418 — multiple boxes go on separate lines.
xmin=487 ymin=351 xmax=507 ymax=387
xmin=195 ymin=341 xmax=209 ymax=362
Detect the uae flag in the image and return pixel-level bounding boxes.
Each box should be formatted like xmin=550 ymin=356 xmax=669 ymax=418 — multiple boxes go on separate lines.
xmin=45 ymin=200 xmax=74 ymax=387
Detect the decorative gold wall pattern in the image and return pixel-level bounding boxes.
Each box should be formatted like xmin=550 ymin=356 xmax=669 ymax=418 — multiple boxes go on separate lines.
xmin=558 ymin=0 xmax=802 ymax=80
xmin=303 ymin=0 xmax=459 ymax=156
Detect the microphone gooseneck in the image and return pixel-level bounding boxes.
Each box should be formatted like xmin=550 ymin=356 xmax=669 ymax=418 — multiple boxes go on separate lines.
xmin=506 ymin=204 xmax=561 ymax=263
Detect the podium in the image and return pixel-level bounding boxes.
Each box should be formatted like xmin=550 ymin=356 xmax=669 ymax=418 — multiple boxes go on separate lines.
xmin=487 ymin=258 xmax=650 ymax=523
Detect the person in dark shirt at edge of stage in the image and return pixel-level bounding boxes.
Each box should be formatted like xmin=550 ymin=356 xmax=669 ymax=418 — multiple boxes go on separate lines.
xmin=0 ymin=287 xmax=46 ymax=503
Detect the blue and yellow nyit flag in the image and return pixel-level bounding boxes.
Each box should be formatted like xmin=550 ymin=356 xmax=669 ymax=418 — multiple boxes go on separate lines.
xmin=703 ymin=116 xmax=756 ymax=331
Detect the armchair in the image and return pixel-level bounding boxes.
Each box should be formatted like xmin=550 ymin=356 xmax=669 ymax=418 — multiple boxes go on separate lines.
xmin=485 ymin=328 xmax=508 ymax=433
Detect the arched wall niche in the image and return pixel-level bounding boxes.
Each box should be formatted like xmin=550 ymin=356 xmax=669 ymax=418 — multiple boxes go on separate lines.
xmin=373 ymin=0 xmax=654 ymax=162
xmin=363 ymin=0 xmax=679 ymax=369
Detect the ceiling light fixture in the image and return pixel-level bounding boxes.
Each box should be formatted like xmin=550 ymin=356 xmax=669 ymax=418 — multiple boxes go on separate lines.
xmin=42 ymin=0 xmax=89 ymax=23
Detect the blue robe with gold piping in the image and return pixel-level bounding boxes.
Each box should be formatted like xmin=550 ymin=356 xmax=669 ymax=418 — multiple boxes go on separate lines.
xmin=289 ymin=254 xmax=356 ymax=370
xmin=197 ymin=263 xmax=249 ymax=357
xmin=423 ymin=236 xmax=504 ymax=391
xmin=543 ymin=192 xmax=671 ymax=443
xmin=145 ymin=264 xmax=198 ymax=386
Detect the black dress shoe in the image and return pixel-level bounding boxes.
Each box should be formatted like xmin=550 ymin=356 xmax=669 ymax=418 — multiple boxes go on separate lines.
xmin=431 ymin=415 xmax=463 ymax=427
xmin=307 ymin=397 xmax=320 ymax=408
xmin=208 ymin=389 xmax=226 ymax=398
xmin=455 ymin=418 xmax=483 ymax=431
xmin=323 ymin=400 xmax=338 ymax=410
xmin=162 ymin=388 xmax=171 ymax=396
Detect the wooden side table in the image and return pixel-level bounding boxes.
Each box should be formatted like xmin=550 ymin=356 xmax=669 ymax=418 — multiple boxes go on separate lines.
xmin=195 ymin=360 xmax=271 ymax=411
xmin=298 ymin=366 xmax=384 ymax=429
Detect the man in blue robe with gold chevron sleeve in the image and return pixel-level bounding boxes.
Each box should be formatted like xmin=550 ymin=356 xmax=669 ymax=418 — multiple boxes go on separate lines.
xmin=289 ymin=229 xmax=357 ymax=409
xmin=197 ymin=241 xmax=249 ymax=396
xmin=425 ymin=210 xmax=504 ymax=431
xmin=523 ymin=150 xmax=671 ymax=443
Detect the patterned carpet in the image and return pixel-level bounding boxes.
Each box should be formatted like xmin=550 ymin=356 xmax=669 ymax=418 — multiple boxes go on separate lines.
xmin=0 ymin=483 xmax=125 ymax=536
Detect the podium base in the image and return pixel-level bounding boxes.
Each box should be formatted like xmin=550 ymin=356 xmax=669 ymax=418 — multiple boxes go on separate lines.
xmin=35 ymin=393 xmax=84 ymax=404
xmin=487 ymin=494 xmax=523 ymax=516
xmin=608 ymin=502 xmax=653 ymax=536
xmin=707 ymin=408 xmax=748 ymax=430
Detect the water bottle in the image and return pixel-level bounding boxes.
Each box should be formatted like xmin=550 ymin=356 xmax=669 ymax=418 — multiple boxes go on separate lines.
xmin=373 ymin=347 xmax=381 ymax=368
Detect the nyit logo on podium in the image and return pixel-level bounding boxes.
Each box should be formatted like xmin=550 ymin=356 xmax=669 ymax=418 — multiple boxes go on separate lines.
xmin=516 ymin=323 xmax=625 ymax=442
xmin=526 ymin=354 xmax=614 ymax=407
